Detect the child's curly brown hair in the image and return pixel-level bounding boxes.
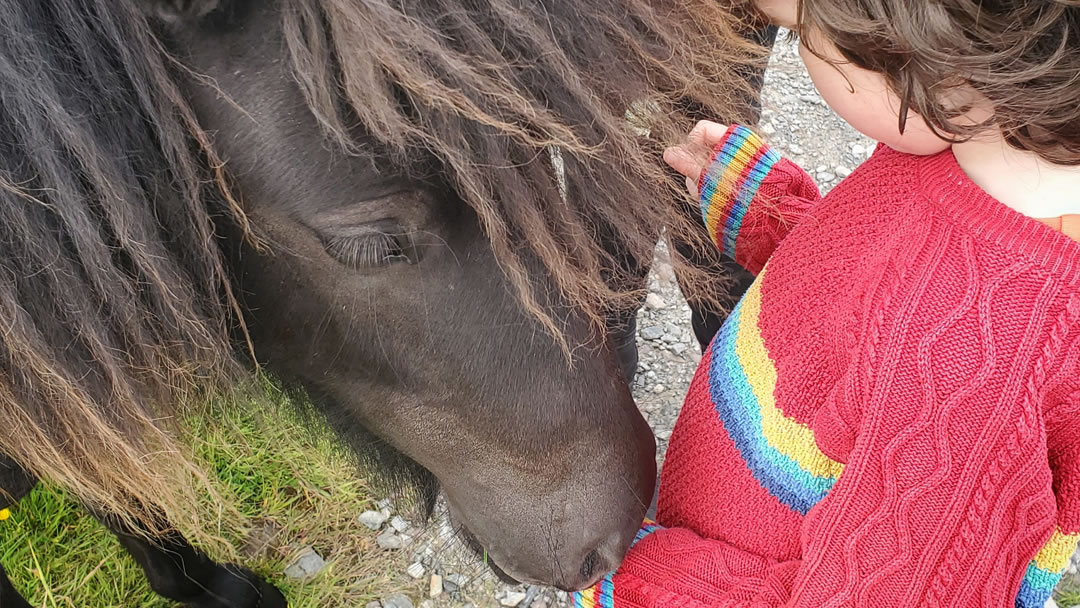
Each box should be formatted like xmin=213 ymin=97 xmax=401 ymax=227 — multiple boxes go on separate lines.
xmin=794 ymin=0 xmax=1080 ymax=165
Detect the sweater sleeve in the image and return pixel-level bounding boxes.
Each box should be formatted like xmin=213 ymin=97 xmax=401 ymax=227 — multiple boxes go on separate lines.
xmin=577 ymin=366 xmax=1069 ymax=608
xmin=698 ymin=125 xmax=821 ymax=275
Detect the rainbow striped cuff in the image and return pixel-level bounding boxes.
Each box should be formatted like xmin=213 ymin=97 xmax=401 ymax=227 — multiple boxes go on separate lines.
xmin=573 ymin=520 xmax=661 ymax=608
xmin=699 ymin=125 xmax=781 ymax=259
xmin=1015 ymin=528 xmax=1079 ymax=608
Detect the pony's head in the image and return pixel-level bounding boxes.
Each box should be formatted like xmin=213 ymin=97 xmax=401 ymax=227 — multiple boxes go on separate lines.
xmin=0 ymin=0 xmax=762 ymax=589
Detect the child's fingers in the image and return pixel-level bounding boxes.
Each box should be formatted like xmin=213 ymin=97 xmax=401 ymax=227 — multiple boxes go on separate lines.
xmin=663 ymin=145 xmax=705 ymax=180
xmin=687 ymin=120 xmax=731 ymax=148
xmin=664 ymin=120 xmax=731 ymax=195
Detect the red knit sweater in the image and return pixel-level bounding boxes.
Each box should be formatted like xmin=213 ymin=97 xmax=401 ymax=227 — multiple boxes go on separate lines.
xmin=576 ymin=126 xmax=1080 ymax=608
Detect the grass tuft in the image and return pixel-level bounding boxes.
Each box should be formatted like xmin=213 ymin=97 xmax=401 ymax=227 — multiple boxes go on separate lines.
xmin=0 ymin=383 xmax=417 ymax=607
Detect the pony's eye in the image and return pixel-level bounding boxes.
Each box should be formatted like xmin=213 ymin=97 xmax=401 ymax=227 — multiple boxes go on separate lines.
xmin=324 ymin=230 xmax=418 ymax=269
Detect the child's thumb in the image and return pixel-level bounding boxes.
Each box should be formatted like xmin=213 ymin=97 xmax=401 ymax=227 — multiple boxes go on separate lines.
xmin=663 ymin=145 xmax=704 ymax=179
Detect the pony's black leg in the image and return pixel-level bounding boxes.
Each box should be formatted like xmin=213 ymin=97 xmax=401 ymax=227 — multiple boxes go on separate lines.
xmin=0 ymin=454 xmax=38 ymax=608
xmin=0 ymin=564 xmax=34 ymax=608
xmin=610 ymin=307 xmax=642 ymax=384
xmin=98 ymin=515 xmax=287 ymax=608
xmin=673 ymin=244 xmax=756 ymax=351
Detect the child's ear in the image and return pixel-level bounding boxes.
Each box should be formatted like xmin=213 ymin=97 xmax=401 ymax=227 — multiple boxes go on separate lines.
xmin=140 ymin=0 xmax=222 ymax=23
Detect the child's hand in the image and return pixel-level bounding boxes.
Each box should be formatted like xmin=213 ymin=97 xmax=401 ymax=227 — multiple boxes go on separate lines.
xmin=663 ymin=120 xmax=730 ymax=199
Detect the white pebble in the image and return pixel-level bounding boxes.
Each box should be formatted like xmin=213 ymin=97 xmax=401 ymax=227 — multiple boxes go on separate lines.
xmin=645 ymin=293 xmax=666 ymax=310
xmin=501 ymin=591 xmax=528 ymax=607
xmin=376 ymin=530 xmax=403 ymax=550
xmin=358 ymin=510 xmax=389 ymax=531
xmin=652 ymin=384 xmax=666 ymax=394
xmin=407 ymin=561 xmax=426 ymax=579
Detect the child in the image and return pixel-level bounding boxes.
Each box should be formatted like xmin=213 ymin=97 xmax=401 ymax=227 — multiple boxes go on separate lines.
xmin=576 ymin=1 xmax=1080 ymax=606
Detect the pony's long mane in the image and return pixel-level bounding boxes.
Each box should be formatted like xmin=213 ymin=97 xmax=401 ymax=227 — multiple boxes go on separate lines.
xmin=284 ymin=0 xmax=764 ymax=341
xmin=0 ymin=0 xmax=764 ymax=534
xmin=0 ymin=0 xmax=243 ymax=535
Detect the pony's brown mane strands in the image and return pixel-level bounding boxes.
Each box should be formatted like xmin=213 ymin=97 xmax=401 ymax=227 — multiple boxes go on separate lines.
xmin=0 ymin=0 xmax=246 ymax=544
xmin=283 ymin=0 xmax=768 ymax=346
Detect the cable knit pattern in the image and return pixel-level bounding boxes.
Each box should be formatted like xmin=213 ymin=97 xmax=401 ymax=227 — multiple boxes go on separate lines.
xmin=579 ymin=127 xmax=1080 ymax=607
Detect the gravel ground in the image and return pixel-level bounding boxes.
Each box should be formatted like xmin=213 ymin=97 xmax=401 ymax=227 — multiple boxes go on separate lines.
xmin=358 ymin=32 xmax=1078 ymax=608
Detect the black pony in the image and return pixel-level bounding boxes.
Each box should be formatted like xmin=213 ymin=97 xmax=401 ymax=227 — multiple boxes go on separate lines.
xmin=0 ymin=0 xmax=766 ymax=605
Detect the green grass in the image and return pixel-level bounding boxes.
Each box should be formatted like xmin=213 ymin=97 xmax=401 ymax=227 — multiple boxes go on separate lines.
xmin=1059 ymin=585 xmax=1080 ymax=608
xmin=0 ymin=385 xmax=418 ymax=608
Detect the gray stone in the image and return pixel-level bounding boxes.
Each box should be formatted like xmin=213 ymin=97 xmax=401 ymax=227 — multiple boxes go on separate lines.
xmin=407 ymin=561 xmax=426 ymax=579
xmin=367 ymin=602 xmax=382 ymax=608
xmin=358 ymin=510 xmax=389 ymax=531
xmin=641 ymin=326 xmax=664 ymax=340
xmin=645 ymin=293 xmax=666 ymax=310
xmin=390 ymin=515 xmax=410 ymax=533
xmin=502 ymin=591 xmax=529 ymax=607
xmin=382 ymin=594 xmax=414 ymax=608
xmin=376 ymin=529 xmax=404 ymax=550
xmin=817 ymin=171 xmax=835 ymax=182
xmin=283 ymin=546 xmax=326 ymax=580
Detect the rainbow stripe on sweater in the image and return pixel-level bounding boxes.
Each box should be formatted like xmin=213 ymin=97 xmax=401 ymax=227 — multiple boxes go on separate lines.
xmin=699 ymin=125 xmax=781 ymax=259
xmin=572 ymin=521 xmax=660 ymax=608
xmin=1015 ymin=528 xmax=1080 ymax=608
xmin=707 ymin=269 xmax=845 ymax=515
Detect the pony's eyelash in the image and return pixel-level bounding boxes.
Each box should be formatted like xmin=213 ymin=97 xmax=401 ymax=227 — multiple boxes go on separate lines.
xmin=325 ymin=232 xmax=417 ymax=268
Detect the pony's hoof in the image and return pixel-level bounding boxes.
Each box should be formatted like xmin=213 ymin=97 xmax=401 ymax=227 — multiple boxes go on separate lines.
xmin=188 ymin=565 xmax=287 ymax=608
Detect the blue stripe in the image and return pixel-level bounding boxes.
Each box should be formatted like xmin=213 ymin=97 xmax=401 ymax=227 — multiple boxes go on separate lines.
xmin=721 ymin=148 xmax=780 ymax=258
xmin=1015 ymin=562 xmax=1064 ymax=608
xmin=699 ymin=127 xmax=750 ymax=226
xmin=600 ymin=576 xmax=615 ymax=608
xmin=706 ymin=298 xmax=836 ymax=515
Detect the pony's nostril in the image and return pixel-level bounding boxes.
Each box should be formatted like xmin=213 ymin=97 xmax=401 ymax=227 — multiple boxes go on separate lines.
xmin=579 ymin=548 xmax=603 ymax=583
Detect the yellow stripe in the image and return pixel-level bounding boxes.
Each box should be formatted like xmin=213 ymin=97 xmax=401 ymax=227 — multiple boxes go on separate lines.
xmin=578 ymin=586 xmax=596 ymax=607
xmin=733 ymin=274 xmax=845 ymax=480
xmin=1034 ymin=529 xmax=1080 ymax=573
xmin=704 ymin=144 xmax=754 ymax=238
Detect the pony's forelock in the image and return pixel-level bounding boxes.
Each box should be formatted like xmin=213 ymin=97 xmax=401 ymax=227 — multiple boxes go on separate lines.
xmin=283 ymin=0 xmax=767 ymax=343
